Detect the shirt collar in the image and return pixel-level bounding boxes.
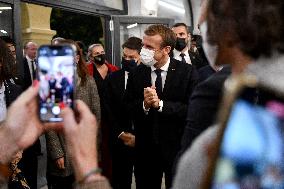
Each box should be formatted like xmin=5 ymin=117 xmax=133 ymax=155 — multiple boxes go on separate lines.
xmin=173 ymin=48 xmax=189 ymax=57
xmin=26 ymin=55 xmax=34 ymax=62
xmin=151 ymin=57 xmax=170 ymax=72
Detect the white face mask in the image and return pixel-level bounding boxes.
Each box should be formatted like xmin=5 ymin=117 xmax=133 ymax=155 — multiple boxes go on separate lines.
xmin=199 ymin=21 xmax=219 ymax=70
xmin=140 ymin=47 xmax=157 ymax=67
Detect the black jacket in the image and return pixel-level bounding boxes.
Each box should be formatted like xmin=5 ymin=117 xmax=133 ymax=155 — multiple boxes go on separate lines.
xmin=4 ymin=79 xmax=22 ymax=107
xmin=22 ymin=57 xmax=33 ymax=90
xmin=125 ymin=58 xmax=198 ymax=161
xmin=104 ymin=70 xmax=134 ymax=141
xmin=179 ymin=65 xmax=231 ymax=154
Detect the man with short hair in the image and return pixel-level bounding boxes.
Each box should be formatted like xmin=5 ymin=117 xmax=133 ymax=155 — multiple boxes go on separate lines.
xmin=125 ymin=25 xmax=198 ymax=189
xmin=20 ymin=41 xmax=40 ymax=189
xmin=171 ymin=23 xmax=207 ymax=70
xmin=23 ymin=41 xmax=38 ymax=90
xmin=105 ymin=36 xmax=142 ymax=189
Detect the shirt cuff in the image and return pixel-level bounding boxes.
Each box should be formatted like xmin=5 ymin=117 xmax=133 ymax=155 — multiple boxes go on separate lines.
xmin=158 ymin=100 xmax=163 ymax=112
xmin=143 ymin=101 xmax=150 ymax=115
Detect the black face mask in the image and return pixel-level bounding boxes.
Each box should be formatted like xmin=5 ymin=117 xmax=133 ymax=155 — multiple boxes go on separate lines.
xmin=175 ymin=37 xmax=188 ymax=51
xmin=94 ymin=54 xmax=106 ymax=65
xmin=121 ymin=57 xmax=137 ymax=72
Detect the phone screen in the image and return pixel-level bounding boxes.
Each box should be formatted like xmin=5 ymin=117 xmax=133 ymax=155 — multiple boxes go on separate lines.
xmin=37 ymin=45 xmax=75 ymax=122
xmin=211 ymin=87 xmax=284 ymax=189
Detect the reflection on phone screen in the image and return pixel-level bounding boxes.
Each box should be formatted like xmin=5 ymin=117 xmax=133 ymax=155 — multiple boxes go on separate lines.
xmin=38 ymin=46 xmax=74 ymax=122
xmin=212 ymin=88 xmax=284 ymax=189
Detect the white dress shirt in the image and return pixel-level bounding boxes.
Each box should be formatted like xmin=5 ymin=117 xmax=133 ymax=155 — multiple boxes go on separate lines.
xmin=125 ymin=71 xmax=129 ymax=90
xmin=26 ymin=56 xmax=36 ymax=81
xmin=173 ymin=48 xmax=192 ymax=64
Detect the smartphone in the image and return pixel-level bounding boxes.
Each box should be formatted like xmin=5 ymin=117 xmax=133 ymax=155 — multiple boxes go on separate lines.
xmin=37 ymin=45 xmax=75 ymax=122
xmin=202 ymin=74 xmax=284 ymax=189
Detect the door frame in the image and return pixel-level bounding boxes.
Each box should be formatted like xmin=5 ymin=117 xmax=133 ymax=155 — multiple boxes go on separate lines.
xmin=111 ymin=15 xmax=174 ymax=67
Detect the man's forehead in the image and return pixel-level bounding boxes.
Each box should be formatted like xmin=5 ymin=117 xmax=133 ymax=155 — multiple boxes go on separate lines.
xmin=123 ymin=47 xmax=139 ymax=56
xmin=26 ymin=42 xmax=37 ymax=47
xmin=143 ymin=34 xmax=162 ymax=44
xmin=172 ymin=26 xmax=187 ymax=33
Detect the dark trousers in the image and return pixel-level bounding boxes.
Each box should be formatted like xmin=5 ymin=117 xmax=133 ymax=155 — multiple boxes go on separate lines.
xmin=134 ymin=145 xmax=175 ymax=189
xmin=47 ymin=174 xmax=75 ymax=189
xmin=18 ymin=140 xmax=41 ymax=189
xmin=18 ymin=152 xmax=39 ymax=189
xmin=112 ymin=141 xmax=135 ymax=189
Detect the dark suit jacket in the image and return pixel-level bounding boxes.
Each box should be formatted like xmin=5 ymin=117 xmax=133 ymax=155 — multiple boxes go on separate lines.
xmin=197 ymin=65 xmax=216 ymax=83
xmin=22 ymin=57 xmax=33 ymax=90
xmin=4 ymin=80 xmax=22 ymax=107
xmin=125 ymin=58 xmax=198 ymax=162
xmin=179 ymin=65 xmax=231 ymax=154
xmin=104 ymin=70 xmax=133 ymax=142
xmin=188 ymin=50 xmax=208 ymax=70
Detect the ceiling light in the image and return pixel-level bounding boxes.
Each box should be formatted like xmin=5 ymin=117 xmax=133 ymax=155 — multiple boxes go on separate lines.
xmin=158 ymin=1 xmax=185 ymax=14
xmin=0 ymin=7 xmax=12 ymax=10
xmin=0 ymin=11 xmax=2 ymax=14
xmin=127 ymin=23 xmax=138 ymax=29
xmin=0 ymin=30 xmax=8 ymax=34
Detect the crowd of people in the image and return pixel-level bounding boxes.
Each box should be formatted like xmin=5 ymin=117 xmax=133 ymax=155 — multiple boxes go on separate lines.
xmin=0 ymin=0 xmax=284 ymax=188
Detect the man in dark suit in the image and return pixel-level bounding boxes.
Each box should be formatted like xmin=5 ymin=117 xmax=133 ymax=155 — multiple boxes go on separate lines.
xmin=125 ymin=24 xmax=198 ymax=189
xmin=171 ymin=23 xmax=208 ymax=70
xmin=23 ymin=41 xmax=38 ymax=90
xmin=105 ymin=37 xmax=142 ymax=189
xmin=19 ymin=41 xmax=40 ymax=189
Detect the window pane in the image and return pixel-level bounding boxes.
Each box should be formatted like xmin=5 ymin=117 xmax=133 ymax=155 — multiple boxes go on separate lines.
xmin=158 ymin=0 xmax=191 ymax=24
xmin=0 ymin=2 xmax=13 ymax=37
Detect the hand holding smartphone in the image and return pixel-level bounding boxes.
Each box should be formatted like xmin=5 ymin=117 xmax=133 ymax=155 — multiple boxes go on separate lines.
xmin=37 ymin=45 xmax=75 ymax=122
xmin=202 ymin=74 xmax=284 ymax=189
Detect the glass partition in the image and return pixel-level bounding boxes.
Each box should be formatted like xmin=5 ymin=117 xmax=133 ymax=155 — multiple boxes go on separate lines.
xmin=0 ymin=2 xmax=13 ymax=37
xmin=111 ymin=15 xmax=174 ymax=67
xmin=81 ymin=0 xmax=124 ymax=10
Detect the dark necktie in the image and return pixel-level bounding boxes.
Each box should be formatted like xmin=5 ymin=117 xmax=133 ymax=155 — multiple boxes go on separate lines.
xmin=180 ymin=53 xmax=186 ymax=64
xmin=31 ymin=60 xmax=36 ymax=79
xmin=155 ymin=69 xmax=162 ymax=98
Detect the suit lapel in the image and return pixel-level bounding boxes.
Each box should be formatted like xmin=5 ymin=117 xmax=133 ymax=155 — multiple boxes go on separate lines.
xmin=163 ymin=60 xmax=177 ymax=96
xmin=142 ymin=65 xmax=152 ymax=88
xmin=118 ymin=71 xmax=125 ymax=94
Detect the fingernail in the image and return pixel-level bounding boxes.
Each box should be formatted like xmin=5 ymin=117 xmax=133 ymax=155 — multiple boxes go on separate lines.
xmin=33 ymin=80 xmax=39 ymax=87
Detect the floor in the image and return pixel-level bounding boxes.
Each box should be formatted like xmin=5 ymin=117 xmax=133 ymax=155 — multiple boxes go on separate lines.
xmin=38 ymin=136 xmax=165 ymax=189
